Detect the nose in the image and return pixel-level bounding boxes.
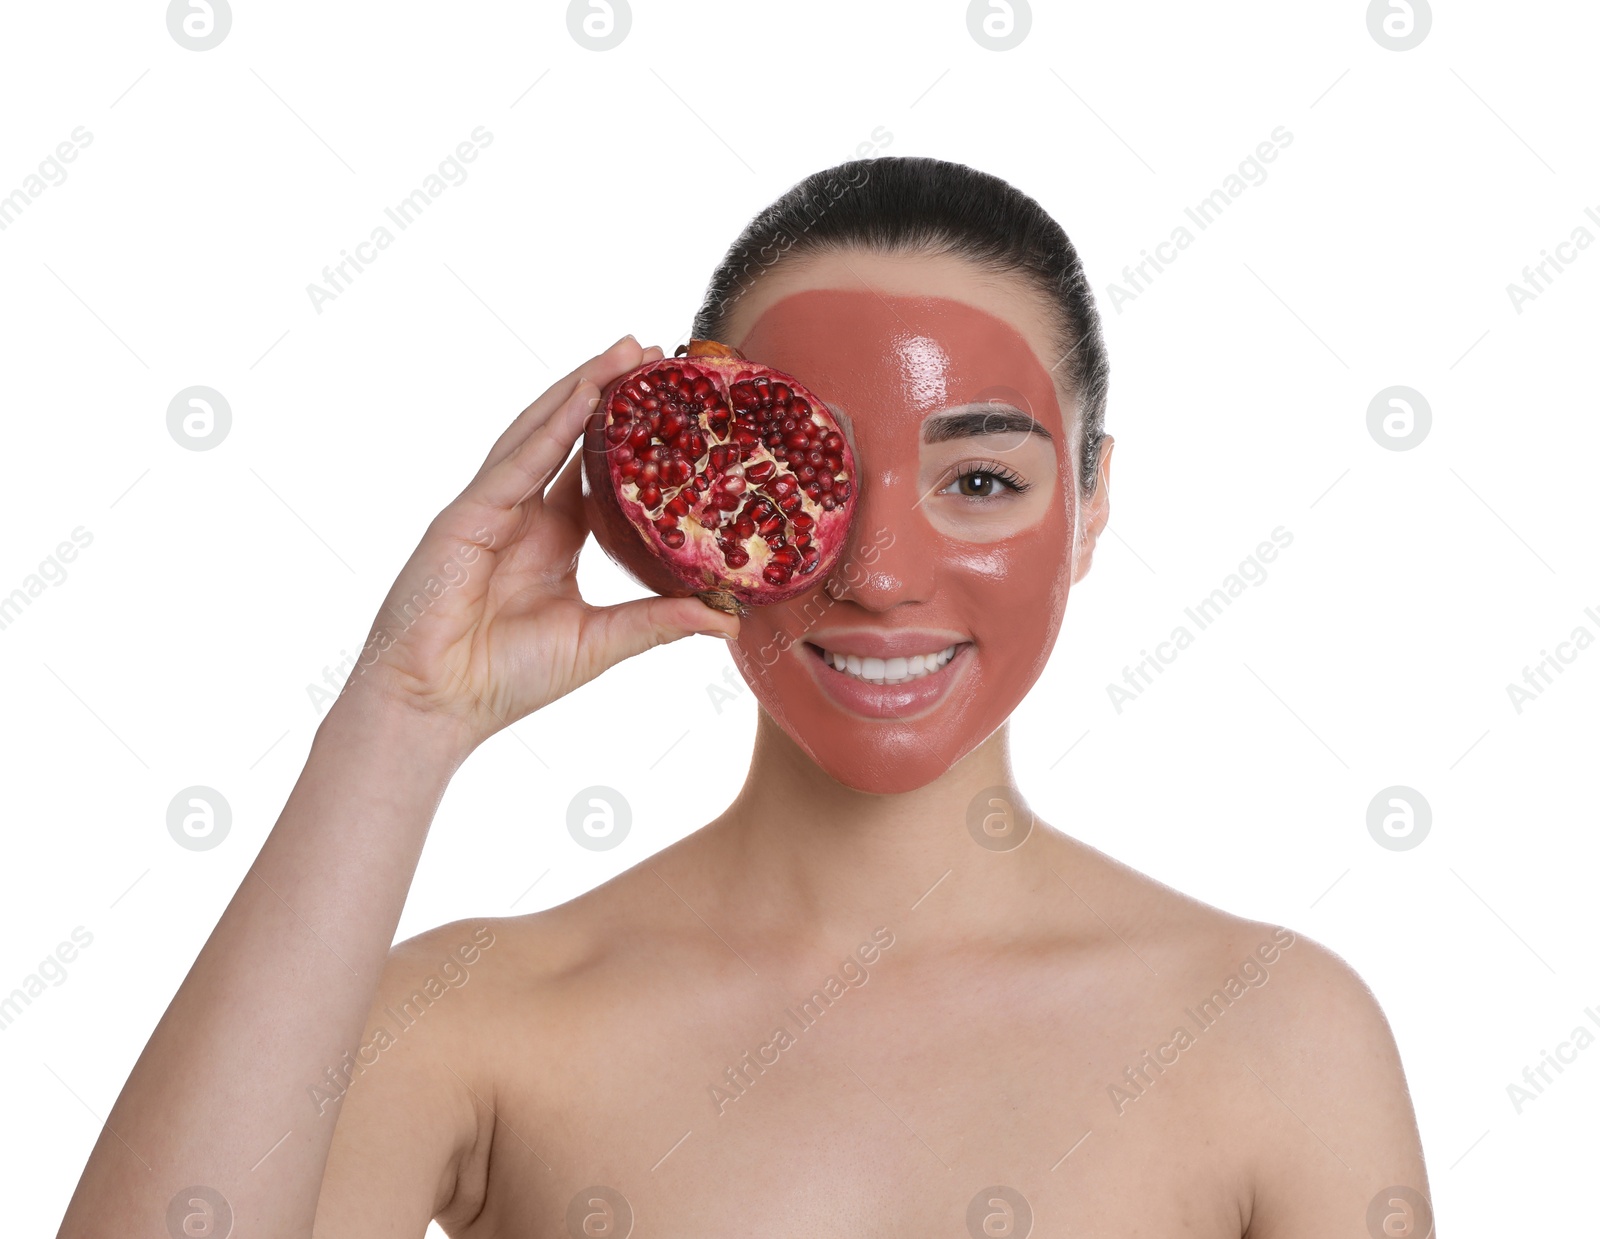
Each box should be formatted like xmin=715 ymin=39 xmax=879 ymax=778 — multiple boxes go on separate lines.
xmin=823 ymin=469 xmax=936 ymax=609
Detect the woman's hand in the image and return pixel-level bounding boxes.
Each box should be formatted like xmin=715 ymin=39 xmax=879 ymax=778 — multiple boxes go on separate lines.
xmin=341 ymin=333 xmax=740 ymax=753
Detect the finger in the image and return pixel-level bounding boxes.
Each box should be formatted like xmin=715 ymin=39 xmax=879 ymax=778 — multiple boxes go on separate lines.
xmin=471 ymin=334 xmax=645 ymax=483
xmin=469 ymin=378 xmax=600 ymax=512
xmin=578 ymin=594 xmax=741 ymax=676
xmin=542 ymin=442 xmax=588 ymax=535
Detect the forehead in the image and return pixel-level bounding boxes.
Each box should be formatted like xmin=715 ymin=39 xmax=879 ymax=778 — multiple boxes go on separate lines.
xmin=723 ymin=247 xmax=1058 ymax=362
xmin=725 ymin=250 xmax=1066 ymax=431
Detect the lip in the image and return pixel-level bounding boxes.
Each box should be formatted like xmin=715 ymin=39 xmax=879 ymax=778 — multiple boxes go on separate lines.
xmin=802 ymin=638 xmax=974 ymax=720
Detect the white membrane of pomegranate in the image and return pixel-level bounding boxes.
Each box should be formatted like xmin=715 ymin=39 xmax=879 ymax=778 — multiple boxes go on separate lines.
xmin=599 ymin=359 xmax=854 ymax=598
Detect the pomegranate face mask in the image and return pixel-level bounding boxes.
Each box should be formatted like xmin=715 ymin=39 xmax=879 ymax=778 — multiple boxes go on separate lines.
xmin=726 ymin=289 xmax=1079 ymax=794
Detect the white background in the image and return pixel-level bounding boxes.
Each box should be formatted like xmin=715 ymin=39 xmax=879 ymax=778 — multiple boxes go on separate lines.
xmin=1 ymin=0 xmax=1595 ymax=1233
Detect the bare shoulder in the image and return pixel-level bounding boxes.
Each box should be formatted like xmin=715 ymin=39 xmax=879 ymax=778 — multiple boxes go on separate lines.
xmin=1055 ymin=833 xmax=1431 ymax=1237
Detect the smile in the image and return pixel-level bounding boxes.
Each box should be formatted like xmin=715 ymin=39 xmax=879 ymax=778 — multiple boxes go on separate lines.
xmin=809 ymin=642 xmax=963 ymax=685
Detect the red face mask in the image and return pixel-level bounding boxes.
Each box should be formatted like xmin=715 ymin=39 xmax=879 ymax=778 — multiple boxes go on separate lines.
xmin=726 ymin=288 xmax=1080 ymax=794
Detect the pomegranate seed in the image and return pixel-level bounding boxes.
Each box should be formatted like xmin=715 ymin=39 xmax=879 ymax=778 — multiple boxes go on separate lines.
xmin=604 ymin=422 xmax=630 ymax=445
xmin=660 ymin=527 xmax=685 ymax=549
xmin=791 ymin=511 xmax=814 ymax=530
xmin=709 ymin=444 xmax=737 ymax=471
xmin=785 ymin=431 xmax=809 ymax=451
xmin=693 ymin=377 xmax=714 ymax=398
xmin=772 ymin=382 xmax=791 ymax=403
xmin=834 ymin=480 xmax=851 ymax=501
xmin=771 ymin=547 xmax=801 ymax=568
xmin=763 ymin=563 xmax=793 ymax=586
xmin=628 ymin=425 xmax=650 ymax=449
xmin=664 ymin=493 xmax=692 ymax=519
xmin=715 ymin=490 xmax=742 ymax=512
xmin=724 ymin=545 xmax=750 ymax=568
xmin=770 ymin=477 xmax=797 ymax=498
xmin=619 ymin=461 xmax=641 ymax=482
xmin=815 ymin=473 xmax=833 ymax=492
xmin=806 ymin=449 xmax=824 ymax=467
xmin=613 ymin=444 xmax=635 ymax=465
xmin=637 ymin=482 xmax=661 ymax=508
xmin=733 ymin=518 xmax=756 ymax=540
xmin=804 ymin=482 xmax=822 ymax=498
xmin=798 ymin=466 xmax=817 ymax=483
xmin=820 ymin=494 xmax=838 ymax=511
xmin=638 ymin=462 xmax=659 ymax=484
xmin=824 ymin=432 xmax=844 ymax=451
xmin=745 ymin=459 xmax=776 ymax=483
xmin=824 ymin=452 xmax=843 ymax=473
xmin=640 ymin=397 xmax=660 ymax=412
xmin=779 ymin=417 xmax=796 ymax=434
xmin=776 ymin=492 xmax=803 ymax=514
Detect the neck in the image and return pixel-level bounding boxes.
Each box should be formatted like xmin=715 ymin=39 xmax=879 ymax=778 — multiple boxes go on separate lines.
xmin=692 ymin=709 xmax=1067 ymax=952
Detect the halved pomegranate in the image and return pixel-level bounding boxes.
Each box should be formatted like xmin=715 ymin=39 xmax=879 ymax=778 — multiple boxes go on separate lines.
xmin=581 ymin=339 xmax=857 ymax=615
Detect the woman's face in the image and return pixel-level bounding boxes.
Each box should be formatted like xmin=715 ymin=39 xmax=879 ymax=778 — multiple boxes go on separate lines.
xmin=720 ymin=249 xmax=1111 ymax=794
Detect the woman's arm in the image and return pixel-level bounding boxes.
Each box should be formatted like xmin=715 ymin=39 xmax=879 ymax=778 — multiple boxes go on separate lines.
xmin=58 ymin=334 xmax=741 ymax=1237
xmin=59 ymin=689 xmax=472 ymax=1234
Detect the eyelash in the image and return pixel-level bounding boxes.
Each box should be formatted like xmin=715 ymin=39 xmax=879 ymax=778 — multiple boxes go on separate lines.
xmin=942 ymin=462 xmax=1032 ymax=499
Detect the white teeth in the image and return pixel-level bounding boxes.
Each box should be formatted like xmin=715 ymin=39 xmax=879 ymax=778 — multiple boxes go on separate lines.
xmin=818 ymin=643 xmax=960 ymax=685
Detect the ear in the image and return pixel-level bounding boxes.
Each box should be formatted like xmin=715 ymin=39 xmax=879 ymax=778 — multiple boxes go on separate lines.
xmin=1071 ymin=435 xmax=1114 ymax=585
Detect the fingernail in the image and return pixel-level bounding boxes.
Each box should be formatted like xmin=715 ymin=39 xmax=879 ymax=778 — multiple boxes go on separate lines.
xmin=614 ymin=333 xmax=637 ymax=348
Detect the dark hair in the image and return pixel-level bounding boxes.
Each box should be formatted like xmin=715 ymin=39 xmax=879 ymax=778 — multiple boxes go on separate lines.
xmin=689 ymin=155 xmax=1110 ymax=495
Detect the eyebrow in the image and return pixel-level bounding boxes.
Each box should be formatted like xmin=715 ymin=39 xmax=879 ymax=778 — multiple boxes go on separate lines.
xmin=921 ymin=404 xmax=1053 ymax=445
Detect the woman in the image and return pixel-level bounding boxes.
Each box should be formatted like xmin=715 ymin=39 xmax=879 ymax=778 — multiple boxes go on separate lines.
xmin=62 ymin=157 xmax=1431 ymax=1237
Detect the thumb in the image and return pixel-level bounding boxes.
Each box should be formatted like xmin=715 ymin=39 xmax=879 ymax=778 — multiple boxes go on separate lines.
xmin=587 ymin=593 xmax=741 ymax=665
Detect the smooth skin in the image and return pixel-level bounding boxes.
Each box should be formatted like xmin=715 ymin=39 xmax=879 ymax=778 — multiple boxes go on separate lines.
xmin=61 ymin=251 xmax=1431 ymax=1238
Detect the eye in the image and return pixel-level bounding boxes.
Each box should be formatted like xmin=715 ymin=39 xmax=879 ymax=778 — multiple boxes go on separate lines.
xmin=940 ymin=463 xmax=1032 ymax=499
